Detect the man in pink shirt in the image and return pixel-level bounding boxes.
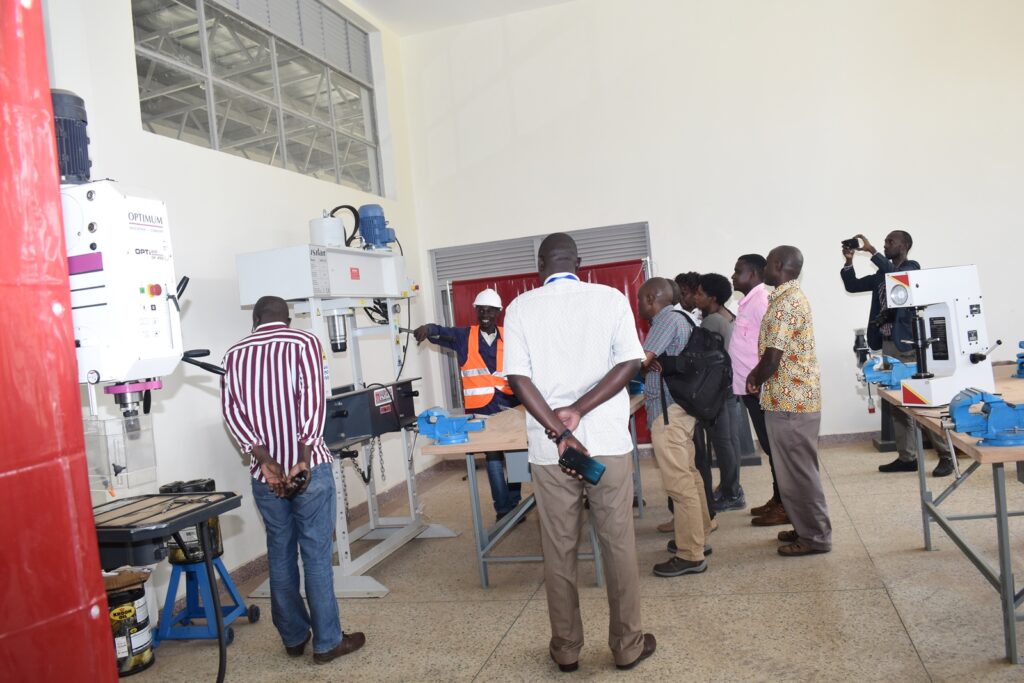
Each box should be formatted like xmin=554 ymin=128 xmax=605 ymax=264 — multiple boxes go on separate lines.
xmin=729 ymin=255 xmax=787 ymax=526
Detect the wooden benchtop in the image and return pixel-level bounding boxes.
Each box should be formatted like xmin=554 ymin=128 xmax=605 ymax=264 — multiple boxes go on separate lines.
xmin=879 ymin=363 xmax=1024 ymax=464
xmin=421 ymin=393 xmax=645 ymax=458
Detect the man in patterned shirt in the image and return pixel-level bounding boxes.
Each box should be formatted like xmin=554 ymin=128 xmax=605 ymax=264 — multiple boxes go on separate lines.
xmin=746 ymin=247 xmax=832 ymax=556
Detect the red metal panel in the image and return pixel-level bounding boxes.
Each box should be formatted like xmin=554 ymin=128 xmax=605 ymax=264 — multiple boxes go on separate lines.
xmin=0 ymin=1 xmax=117 ymax=680
xmin=449 ymin=260 xmax=651 ymax=442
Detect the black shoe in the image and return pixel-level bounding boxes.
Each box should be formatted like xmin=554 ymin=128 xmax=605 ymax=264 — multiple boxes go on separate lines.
xmin=666 ymin=539 xmax=711 ymax=556
xmin=285 ymin=630 xmax=311 ymax=657
xmin=616 ymin=633 xmax=656 ymax=670
xmin=550 ymin=652 xmax=578 ymax=672
xmin=879 ymin=457 xmax=918 ymax=473
xmin=932 ymin=459 xmax=955 ymax=477
xmin=653 ymin=556 xmax=707 ymax=577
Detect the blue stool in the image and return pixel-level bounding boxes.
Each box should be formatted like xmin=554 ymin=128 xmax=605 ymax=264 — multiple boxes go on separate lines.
xmin=153 ymin=557 xmax=259 ymax=647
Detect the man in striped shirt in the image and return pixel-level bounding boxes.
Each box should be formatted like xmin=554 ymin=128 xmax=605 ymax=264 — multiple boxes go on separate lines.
xmin=221 ymin=295 xmax=365 ymax=664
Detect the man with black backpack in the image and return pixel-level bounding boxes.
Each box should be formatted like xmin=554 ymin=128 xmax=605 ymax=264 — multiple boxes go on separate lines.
xmin=637 ymin=278 xmax=713 ymax=577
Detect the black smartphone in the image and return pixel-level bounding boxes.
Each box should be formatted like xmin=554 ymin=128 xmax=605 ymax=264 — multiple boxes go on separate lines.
xmin=842 ymin=237 xmax=860 ymax=250
xmin=558 ymin=446 xmax=606 ymax=485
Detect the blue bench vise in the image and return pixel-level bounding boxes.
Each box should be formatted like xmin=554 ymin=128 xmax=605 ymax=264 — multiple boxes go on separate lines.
xmin=417 ymin=407 xmax=486 ymax=445
xmin=862 ymin=356 xmax=917 ymax=389
xmin=945 ymin=389 xmax=1024 ymax=447
xmin=1016 ymin=341 xmax=1023 ymax=379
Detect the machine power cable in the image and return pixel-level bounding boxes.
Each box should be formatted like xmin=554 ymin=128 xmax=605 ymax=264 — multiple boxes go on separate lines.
xmin=199 ymin=522 xmax=227 ymax=683
xmin=327 ymin=204 xmax=360 ymax=247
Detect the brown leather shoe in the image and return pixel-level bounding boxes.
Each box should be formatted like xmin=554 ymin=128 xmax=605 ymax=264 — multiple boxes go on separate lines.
xmin=656 ymin=519 xmax=674 ymax=533
xmin=778 ymin=540 xmax=830 ymax=556
xmin=285 ymin=630 xmax=311 ymax=657
xmin=616 ymin=633 xmax=656 ymax=670
xmin=751 ymin=507 xmax=789 ymax=526
xmin=750 ymin=498 xmax=780 ymax=516
xmin=777 ymin=529 xmax=798 ymax=543
xmin=313 ymin=632 xmax=366 ymax=664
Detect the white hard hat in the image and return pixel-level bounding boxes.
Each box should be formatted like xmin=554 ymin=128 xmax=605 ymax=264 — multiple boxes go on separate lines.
xmin=473 ymin=288 xmax=502 ymax=309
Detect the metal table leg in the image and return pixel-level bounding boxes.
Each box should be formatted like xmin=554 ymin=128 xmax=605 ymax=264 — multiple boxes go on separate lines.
xmin=465 ymin=453 xmax=489 ymax=588
xmin=992 ymin=464 xmax=1019 ymax=664
xmin=630 ymin=413 xmax=644 ymax=518
xmin=913 ymin=419 xmax=934 ymax=550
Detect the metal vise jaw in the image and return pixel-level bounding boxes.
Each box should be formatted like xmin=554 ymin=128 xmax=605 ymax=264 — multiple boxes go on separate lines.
xmin=416 ymin=407 xmax=486 ymax=445
xmin=943 ymin=388 xmax=1024 ymax=447
xmin=862 ymin=356 xmax=917 ymax=389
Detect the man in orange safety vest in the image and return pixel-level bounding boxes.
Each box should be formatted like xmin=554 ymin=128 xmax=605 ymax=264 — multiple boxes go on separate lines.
xmin=415 ymin=289 xmax=522 ymax=520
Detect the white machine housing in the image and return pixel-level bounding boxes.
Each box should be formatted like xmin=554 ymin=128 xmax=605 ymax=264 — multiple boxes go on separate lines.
xmin=236 ymin=244 xmax=415 ymax=306
xmin=63 ymin=180 xmax=183 ymax=503
xmin=884 ymin=264 xmax=994 ymax=406
xmin=63 ymin=180 xmax=183 ymax=384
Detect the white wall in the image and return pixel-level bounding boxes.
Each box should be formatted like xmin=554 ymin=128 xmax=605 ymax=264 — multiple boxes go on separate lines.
xmin=401 ymin=0 xmax=1024 ymax=436
xmin=43 ymin=0 xmax=441 ymax=591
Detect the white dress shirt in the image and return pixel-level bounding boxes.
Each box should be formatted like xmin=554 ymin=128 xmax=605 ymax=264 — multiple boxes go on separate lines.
xmin=502 ymin=276 xmax=645 ymax=465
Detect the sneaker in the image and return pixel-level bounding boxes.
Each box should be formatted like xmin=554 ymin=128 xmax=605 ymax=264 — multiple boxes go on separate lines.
xmin=667 ymin=539 xmax=711 ymax=555
xmin=653 ymin=556 xmax=707 ymax=577
xmin=932 ymin=459 xmax=955 ymax=477
xmin=712 ymin=490 xmax=746 ymax=512
xmin=879 ymin=457 xmax=918 ymax=473
xmin=656 ymin=519 xmax=674 ymax=533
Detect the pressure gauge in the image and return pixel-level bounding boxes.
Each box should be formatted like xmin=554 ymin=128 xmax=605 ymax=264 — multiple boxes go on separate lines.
xmin=889 ymin=284 xmax=909 ymax=306
xmin=86 ymin=369 xmax=101 ymax=384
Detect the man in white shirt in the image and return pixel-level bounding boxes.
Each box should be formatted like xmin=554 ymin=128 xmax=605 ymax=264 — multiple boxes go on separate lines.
xmin=504 ymin=233 xmax=656 ymax=673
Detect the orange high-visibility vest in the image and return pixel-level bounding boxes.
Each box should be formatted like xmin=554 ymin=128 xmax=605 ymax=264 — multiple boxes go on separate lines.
xmin=461 ymin=325 xmax=514 ymax=410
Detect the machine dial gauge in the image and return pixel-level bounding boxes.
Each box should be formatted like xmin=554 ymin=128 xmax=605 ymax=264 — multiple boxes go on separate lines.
xmin=889 ymin=284 xmax=909 ymax=306
xmin=87 ymin=370 xmax=101 ymax=384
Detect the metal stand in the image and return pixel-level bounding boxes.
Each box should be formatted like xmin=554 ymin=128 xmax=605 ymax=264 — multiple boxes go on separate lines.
xmin=464 ymin=452 xmax=604 ymax=589
xmin=911 ymin=418 xmax=1024 ymax=663
xmin=250 ymin=296 xmax=456 ymax=600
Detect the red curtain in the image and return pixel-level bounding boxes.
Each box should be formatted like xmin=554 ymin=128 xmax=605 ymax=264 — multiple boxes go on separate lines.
xmin=449 ymin=260 xmax=652 ymax=442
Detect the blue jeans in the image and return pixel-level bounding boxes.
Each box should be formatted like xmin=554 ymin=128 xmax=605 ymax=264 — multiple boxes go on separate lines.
xmin=485 ymin=451 xmax=521 ymax=517
xmin=251 ymin=463 xmax=342 ymax=654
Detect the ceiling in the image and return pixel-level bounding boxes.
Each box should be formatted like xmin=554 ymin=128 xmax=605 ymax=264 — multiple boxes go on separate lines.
xmin=354 ymin=0 xmax=577 ymax=36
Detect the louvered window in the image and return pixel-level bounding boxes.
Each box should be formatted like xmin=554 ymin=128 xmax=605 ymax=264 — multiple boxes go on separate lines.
xmin=132 ymin=0 xmax=381 ymax=194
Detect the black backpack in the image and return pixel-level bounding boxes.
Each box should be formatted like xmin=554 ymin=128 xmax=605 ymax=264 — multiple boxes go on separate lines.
xmin=656 ymin=311 xmax=733 ymax=425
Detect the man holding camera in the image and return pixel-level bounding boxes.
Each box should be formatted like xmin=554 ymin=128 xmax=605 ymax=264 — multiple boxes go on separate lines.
xmin=840 ymin=231 xmax=954 ymax=477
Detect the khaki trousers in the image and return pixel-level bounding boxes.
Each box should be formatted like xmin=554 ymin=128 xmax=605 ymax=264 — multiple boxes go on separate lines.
xmin=533 ymin=454 xmax=644 ymax=667
xmin=650 ymin=403 xmax=711 ymax=560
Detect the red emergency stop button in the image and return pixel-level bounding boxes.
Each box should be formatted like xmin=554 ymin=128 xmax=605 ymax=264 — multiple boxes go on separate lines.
xmin=149 ymin=284 xmax=162 ymax=297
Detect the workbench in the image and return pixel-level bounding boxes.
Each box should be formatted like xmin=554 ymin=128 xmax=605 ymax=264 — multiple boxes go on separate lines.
xmin=421 ymin=394 xmax=645 ymax=588
xmin=879 ymin=364 xmax=1024 ymax=663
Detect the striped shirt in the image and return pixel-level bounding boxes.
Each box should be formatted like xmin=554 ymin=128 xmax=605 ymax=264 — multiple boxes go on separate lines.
xmin=221 ymin=322 xmax=332 ymax=481
xmin=642 ymin=306 xmax=693 ymax=427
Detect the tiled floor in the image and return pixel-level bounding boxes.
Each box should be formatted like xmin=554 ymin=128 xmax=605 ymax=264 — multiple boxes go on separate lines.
xmin=145 ymin=442 xmax=1024 ymax=681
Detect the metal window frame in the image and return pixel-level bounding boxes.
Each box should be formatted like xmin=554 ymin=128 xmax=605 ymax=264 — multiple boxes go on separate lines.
xmin=132 ymin=0 xmax=382 ymax=193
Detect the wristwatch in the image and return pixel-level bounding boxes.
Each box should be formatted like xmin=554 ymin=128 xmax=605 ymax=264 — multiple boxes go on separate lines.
xmin=554 ymin=429 xmax=572 ymax=445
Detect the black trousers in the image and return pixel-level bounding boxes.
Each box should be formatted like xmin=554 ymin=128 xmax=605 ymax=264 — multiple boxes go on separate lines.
xmin=742 ymin=393 xmax=780 ymax=502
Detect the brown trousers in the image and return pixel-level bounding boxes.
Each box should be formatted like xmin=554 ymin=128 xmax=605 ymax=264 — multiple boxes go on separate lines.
xmin=533 ymin=454 xmax=644 ymax=666
xmin=650 ymin=403 xmax=712 ymax=561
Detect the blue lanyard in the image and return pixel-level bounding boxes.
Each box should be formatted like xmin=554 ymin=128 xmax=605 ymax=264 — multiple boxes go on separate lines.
xmin=543 ymin=273 xmax=580 ymax=285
